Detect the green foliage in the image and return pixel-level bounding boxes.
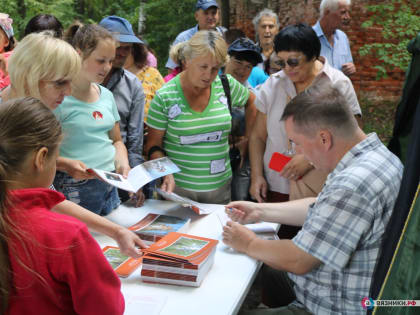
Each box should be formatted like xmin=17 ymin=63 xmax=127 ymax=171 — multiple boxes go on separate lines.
xmin=142 ymin=0 xmax=196 ymax=73
xmin=3 ymin=0 xmax=140 ymax=39
xmin=360 ymin=97 xmax=397 ymax=145
xmin=4 ymin=0 xmax=198 ymax=73
xmin=359 ymin=0 xmax=420 ymax=79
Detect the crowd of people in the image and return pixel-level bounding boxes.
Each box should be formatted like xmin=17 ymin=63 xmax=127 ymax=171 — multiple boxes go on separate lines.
xmin=0 ymin=0 xmax=406 ymax=314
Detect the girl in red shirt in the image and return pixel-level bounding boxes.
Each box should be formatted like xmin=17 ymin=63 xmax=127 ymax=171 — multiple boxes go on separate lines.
xmin=0 ymin=98 xmax=124 ymax=315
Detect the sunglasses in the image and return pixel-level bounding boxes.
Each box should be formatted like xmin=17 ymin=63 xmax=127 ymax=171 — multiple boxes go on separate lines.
xmin=275 ymin=55 xmax=303 ymax=69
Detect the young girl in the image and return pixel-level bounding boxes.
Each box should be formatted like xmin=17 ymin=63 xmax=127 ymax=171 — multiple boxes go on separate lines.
xmin=0 ymin=97 xmax=124 ymax=314
xmin=0 ymin=32 xmax=146 ymax=258
xmin=54 ymin=23 xmax=143 ymax=215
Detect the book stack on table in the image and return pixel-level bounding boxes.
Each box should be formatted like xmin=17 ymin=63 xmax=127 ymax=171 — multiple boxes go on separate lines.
xmin=128 ymin=213 xmax=190 ymax=245
xmin=141 ymin=232 xmax=218 ymax=287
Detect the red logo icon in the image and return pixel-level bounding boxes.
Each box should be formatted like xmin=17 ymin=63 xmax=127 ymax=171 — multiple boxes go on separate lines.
xmin=92 ymin=111 xmax=103 ymax=120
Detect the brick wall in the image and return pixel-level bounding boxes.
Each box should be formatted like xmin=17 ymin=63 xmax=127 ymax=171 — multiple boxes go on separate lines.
xmin=228 ymin=0 xmax=406 ymax=102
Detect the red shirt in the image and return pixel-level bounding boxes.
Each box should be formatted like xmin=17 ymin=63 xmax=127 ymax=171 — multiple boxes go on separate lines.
xmin=6 ymin=188 xmax=125 ymax=315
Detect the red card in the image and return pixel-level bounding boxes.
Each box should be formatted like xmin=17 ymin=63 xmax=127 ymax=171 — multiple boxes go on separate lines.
xmin=269 ymin=152 xmax=292 ymax=172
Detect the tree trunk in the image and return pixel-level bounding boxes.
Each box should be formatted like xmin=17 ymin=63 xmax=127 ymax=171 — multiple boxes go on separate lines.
xmin=17 ymin=0 xmax=26 ymax=20
xmin=138 ymin=0 xmax=147 ymax=34
xmin=220 ymin=0 xmax=230 ymax=29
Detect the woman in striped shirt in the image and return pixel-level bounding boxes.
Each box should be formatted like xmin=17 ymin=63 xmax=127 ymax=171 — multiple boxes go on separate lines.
xmin=146 ymin=30 xmax=256 ymax=204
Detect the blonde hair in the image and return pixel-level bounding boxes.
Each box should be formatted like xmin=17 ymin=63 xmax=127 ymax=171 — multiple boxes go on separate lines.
xmin=183 ymin=30 xmax=228 ymax=66
xmin=169 ymin=41 xmax=188 ymax=66
xmin=8 ymin=32 xmax=81 ymax=99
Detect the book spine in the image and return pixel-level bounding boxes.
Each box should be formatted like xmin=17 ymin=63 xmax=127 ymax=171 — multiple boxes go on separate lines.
xmin=142 ymin=264 xmax=199 ymax=276
xmin=142 ymin=258 xmax=198 ymax=270
xmin=140 ymin=275 xmax=202 ymax=287
xmin=141 ymin=269 xmax=198 ymax=282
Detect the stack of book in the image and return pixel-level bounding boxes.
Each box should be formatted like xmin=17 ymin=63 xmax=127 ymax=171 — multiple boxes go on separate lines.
xmin=128 ymin=213 xmax=190 ymax=245
xmin=141 ymin=232 xmax=218 ymax=287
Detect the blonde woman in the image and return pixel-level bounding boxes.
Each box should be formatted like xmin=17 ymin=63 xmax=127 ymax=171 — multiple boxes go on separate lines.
xmin=145 ymin=30 xmax=257 ymax=204
xmin=164 ymin=41 xmax=188 ymax=82
xmin=0 ymin=32 xmax=146 ymax=258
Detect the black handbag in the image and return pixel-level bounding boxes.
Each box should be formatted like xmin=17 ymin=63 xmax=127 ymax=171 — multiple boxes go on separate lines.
xmin=220 ymin=74 xmax=242 ymax=171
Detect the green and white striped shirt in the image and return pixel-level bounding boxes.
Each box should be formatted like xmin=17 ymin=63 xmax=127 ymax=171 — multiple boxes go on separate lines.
xmin=146 ymin=74 xmax=249 ymax=192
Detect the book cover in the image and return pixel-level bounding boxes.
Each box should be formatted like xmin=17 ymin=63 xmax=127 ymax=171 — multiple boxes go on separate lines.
xmin=88 ymin=157 xmax=180 ymax=193
xmin=128 ymin=213 xmax=190 ymax=244
xmin=142 ymin=232 xmax=218 ymax=264
xmin=102 ymin=246 xmax=142 ymax=278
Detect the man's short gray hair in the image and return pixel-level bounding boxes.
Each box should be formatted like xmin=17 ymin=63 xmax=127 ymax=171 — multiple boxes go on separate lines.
xmin=320 ymin=0 xmax=351 ymax=17
xmin=281 ymin=81 xmax=358 ymax=138
xmin=252 ymin=8 xmax=279 ymax=41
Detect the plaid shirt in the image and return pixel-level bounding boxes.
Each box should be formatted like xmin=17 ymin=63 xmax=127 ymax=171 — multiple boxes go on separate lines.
xmin=289 ymin=133 xmax=403 ymax=314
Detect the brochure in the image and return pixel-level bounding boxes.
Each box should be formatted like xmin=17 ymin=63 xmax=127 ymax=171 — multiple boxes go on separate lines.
xmin=88 ymin=157 xmax=180 ymax=193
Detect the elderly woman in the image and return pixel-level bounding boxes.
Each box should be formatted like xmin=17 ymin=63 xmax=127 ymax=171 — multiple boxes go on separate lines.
xmin=249 ymin=23 xmax=361 ymax=212
xmin=0 ymin=32 xmax=146 ymax=257
xmin=145 ymin=30 xmax=256 ymax=204
xmin=252 ymin=8 xmax=280 ymax=68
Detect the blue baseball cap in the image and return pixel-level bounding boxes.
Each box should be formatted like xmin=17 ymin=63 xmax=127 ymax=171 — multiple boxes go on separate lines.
xmin=196 ymin=0 xmax=219 ymax=11
xmin=228 ymin=37 xmax=263 ymax=64
xmin=99 ymin=16 xmax=143 ymax=44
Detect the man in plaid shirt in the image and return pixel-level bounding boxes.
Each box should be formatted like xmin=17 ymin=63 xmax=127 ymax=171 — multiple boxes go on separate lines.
xmin=223 ymin=84 xmax=403 ymax=314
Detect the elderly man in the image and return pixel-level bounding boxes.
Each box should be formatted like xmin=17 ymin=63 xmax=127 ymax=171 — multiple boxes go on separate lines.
xmin=252 ymin=8 xmax=280 ymax=68
xmin=223 ymin=84 xmax=403 ymax=314
xmin=313 ymin=0 xmax=356 ymax=76
xmin=99 ymin=16 xmax=146 ymax=206
xmin=165 ymin=0 xmax=226 ymax=70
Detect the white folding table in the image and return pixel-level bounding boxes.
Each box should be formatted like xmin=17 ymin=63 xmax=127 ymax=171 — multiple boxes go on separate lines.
xmin=92 ymin=199 xmax=266 ymax=315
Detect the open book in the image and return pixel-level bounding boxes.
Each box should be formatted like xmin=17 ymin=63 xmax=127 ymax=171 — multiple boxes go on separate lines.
xmin=88 ymin=157 xmax=180 ymax=193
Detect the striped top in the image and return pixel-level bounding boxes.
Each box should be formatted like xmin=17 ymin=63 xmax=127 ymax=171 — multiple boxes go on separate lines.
xmin=146 ymin=74 xmax=249 ymax=192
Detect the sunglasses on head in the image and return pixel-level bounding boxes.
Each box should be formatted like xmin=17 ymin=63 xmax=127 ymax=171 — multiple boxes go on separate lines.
xmin=275 ymin=55 xmax=303 ymax=69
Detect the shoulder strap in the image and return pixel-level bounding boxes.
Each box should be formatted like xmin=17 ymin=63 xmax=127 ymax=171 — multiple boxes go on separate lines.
xmin=219 ymin=74 xmax=232 ymax=114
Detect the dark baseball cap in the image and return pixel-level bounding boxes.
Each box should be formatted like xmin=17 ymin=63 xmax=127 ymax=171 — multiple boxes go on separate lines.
xmin=228 ymin=37 xmax=263 ymax=64
xmin=99 ymin=16 xmax=143 ymax=44
xmin=196 ymin=0 xmax=219 ymax=11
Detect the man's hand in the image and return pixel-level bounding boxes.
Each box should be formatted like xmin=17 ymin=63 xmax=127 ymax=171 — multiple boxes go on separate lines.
xmin=280 ymin=154 xmax=313 ymax=181
xmin=114 ymin=227 xmax=148 ymax=258
xmin=342 ymin=62 xmax=356 ymax=76
xmin=225 ymin=201 xmax=263 ymax=224
xmin=223 ymin=221 xmax=256 ymax=253
xmin=249 ymin=175 xmax=268 ymax=203
xmin=160 ymin=174 xmax=175 ymax=193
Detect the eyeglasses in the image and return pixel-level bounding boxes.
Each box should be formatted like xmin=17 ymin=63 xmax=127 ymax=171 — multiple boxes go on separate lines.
xmin=275 ymin=55 xmax=303 ymax=69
